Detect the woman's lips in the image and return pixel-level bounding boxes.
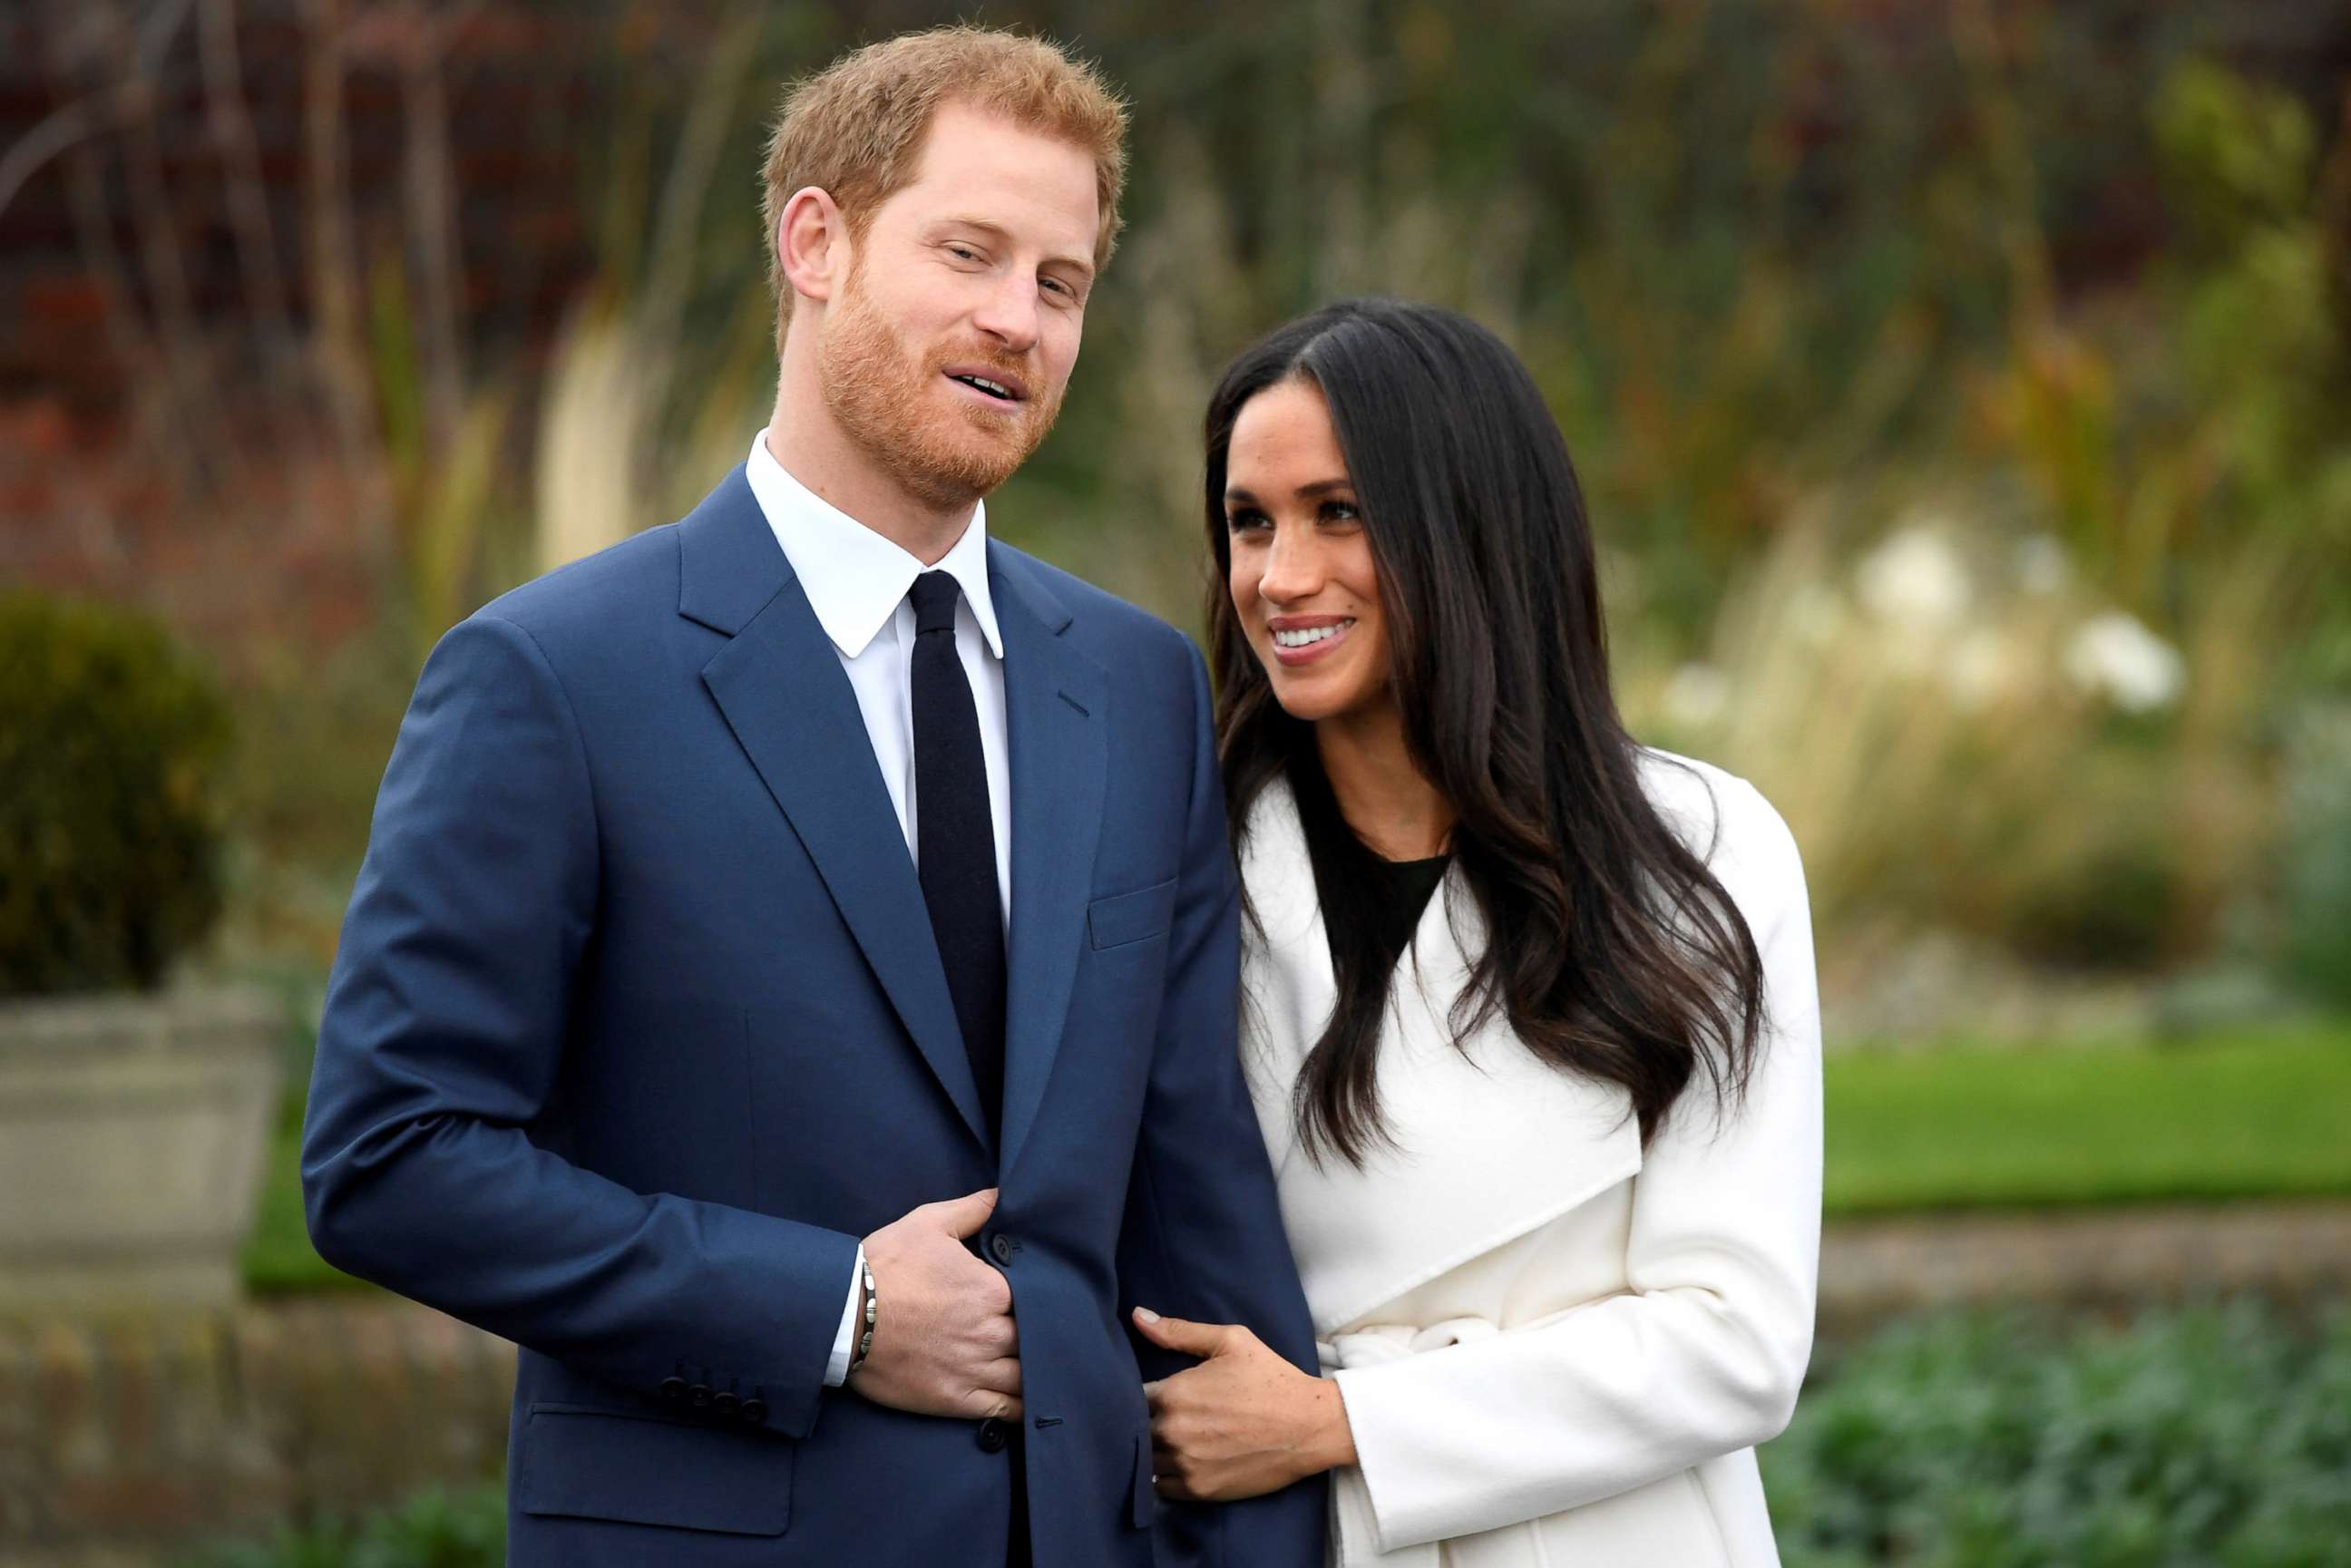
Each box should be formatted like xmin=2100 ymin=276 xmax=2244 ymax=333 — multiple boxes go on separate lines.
xmin=1267 ymin=618 xmax=1355 ymax=667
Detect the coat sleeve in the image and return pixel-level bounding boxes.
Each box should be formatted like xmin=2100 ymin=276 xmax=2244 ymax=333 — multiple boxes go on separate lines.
xmin=300 ymin=613 xmax=861 ymax=1439
xmin=1116 ymin=636 xmax=1330 ymax=1568
xmin=1331 ymin=775 xmax=1823 ymax=1552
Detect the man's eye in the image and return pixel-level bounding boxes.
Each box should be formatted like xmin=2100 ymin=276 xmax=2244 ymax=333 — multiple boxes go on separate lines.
xmin=948 ymin=245 xmax=980 ymax=262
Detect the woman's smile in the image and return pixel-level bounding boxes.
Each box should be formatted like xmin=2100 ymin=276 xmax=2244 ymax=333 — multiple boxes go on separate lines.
xmin=1268 ymin=615 xmax=1358 ymax=665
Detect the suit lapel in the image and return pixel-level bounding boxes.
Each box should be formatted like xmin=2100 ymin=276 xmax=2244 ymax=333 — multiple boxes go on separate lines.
xmin=682 ymin=468 xmax=991 ymax=1154
xmin=991 ymin=544 xmax=1107 ymax=1176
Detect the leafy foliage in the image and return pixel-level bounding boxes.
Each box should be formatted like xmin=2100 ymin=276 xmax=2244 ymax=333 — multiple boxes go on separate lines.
xmin=0 ymin=590 xmax=233 ymax=996
xmin=1766 ymin=1298 xmax=2351 ymax=1567
xmin=179 ymin=1486 xmax=505 ymax=1568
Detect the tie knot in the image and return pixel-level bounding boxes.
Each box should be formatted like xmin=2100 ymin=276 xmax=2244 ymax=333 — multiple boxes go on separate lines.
xmin=908 ymin=570 xmax=961 ymax=637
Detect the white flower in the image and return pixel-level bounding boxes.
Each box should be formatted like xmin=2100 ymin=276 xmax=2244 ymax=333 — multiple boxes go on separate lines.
xmin=1663 ymin=662 xmax=1731 ymax=729
xmin=1856 ymin=527 xmax=1972 ymax=630
xmin=2063 ymin=612 xmax=2186 ymax=712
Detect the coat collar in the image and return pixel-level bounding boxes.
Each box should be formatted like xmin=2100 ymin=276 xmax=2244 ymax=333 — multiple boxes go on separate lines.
xmin=1239 ymin=778 xmax=1643 ymax=1335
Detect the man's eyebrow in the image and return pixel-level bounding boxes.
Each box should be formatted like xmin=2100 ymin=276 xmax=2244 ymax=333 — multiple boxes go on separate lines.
xmin=936 ymin=215 xmax=1096 ymax=280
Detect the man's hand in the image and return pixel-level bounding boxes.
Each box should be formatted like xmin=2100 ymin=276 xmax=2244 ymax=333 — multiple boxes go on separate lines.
xmin=849 ymin=1188 xmax=1022 ymax=1420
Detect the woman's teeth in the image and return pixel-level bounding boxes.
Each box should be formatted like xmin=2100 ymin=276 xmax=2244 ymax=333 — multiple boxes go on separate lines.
xmin=1273 ymin=620 xmax=1353 ymax=648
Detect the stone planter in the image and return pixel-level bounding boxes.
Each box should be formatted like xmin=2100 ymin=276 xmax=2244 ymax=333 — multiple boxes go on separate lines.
xmin=0 ymin=988 xmax=283 ymax=1311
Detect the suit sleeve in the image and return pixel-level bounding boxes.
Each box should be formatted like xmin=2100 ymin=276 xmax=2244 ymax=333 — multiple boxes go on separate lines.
xmin=300 ymin=613 xmax=860 ymax=1439
xmin=1332 ymin=777 xmax=1823 ymax=1551
xmin=1117 ymin=638 xmax=1329 ymax=1567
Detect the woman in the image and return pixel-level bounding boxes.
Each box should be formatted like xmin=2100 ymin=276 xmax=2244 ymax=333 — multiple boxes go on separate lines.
xmin=1130 ymin=300 xmax=1822 ymax=1567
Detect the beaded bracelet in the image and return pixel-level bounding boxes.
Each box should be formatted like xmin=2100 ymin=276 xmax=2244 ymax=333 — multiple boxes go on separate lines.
xmin=847 ymin=1258 xmax=879 ymax=1377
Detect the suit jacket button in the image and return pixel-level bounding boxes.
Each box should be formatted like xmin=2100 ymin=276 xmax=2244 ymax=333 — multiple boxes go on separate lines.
xmin=712 ymin=1391 xmax=740 ymax=1417
xmin=739 ymin=1398 xmax=768 ymax=1426
xmin=658 ymin=1377 xmax=687 ymax=1402
xmin=976 ymin=1417 xmax=1010 ymax=1453
xmin=688 ymin=1383 xmax=714 ymax=1407
xmin=990 ymin=1234 xmax=1014 ymax=1265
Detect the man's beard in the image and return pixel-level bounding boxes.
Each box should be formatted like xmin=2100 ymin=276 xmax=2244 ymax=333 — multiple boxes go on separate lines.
xmin=819 ymin=266 xmax=1063 ymax=511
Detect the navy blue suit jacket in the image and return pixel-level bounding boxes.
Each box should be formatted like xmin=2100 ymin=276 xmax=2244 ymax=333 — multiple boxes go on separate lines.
xmin=301 ymin=467 xmax=1326 ymax=1566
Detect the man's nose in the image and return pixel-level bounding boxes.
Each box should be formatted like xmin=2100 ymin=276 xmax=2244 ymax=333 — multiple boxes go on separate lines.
xmin=971 ymin=273 xmax=1041 ymax=355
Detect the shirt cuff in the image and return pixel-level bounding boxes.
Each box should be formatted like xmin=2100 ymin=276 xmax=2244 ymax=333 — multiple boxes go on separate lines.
xmin=824 ymin=1244 xmax=866 ymax=1388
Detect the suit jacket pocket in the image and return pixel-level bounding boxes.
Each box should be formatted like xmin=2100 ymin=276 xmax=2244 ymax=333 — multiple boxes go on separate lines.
xmin=1088 ymin=877 xmax=1178 ymax=950
xmin=516 ymin=1403 xmax=793 ymax=1536
xmin=1129 ymin=1427 xmax=1157 ymax=1530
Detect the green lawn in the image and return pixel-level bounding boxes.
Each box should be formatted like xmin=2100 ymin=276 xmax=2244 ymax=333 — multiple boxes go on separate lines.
xmin=245 ymin=1027 xmax=2351 ymax=1293
xmin=1823 ymin=1026 xmax=2351 ymax=1213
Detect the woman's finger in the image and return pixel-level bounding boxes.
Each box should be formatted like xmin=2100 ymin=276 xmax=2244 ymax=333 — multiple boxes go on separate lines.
xmin=1132 ymin=1306 xmax=1231 ymax=1358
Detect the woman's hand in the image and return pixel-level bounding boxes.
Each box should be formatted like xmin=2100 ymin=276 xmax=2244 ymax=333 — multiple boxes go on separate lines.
xmin=1133 ymin=1305 xmax=1356 ymax=1502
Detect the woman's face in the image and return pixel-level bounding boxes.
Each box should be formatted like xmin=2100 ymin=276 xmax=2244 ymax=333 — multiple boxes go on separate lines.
xmin=1223 ymin=378 xmax=1390 ymax=726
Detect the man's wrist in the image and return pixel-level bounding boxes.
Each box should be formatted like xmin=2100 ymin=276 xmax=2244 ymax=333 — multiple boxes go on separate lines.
xmin=846 ymin=1255 xmax=879 ymax=1378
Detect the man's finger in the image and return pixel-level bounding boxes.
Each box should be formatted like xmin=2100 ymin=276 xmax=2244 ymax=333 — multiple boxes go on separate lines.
xmin=976 ymin=1356 xmax=1022 ymax=1397
xmin=930 ymin=1187 xmax=1000 ymax=1238
xmin=1131 ymin=1306 xmax=1228 ymax=1358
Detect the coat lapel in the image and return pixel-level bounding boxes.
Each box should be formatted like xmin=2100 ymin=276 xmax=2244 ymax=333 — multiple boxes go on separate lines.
xmin=1240 ymin=779 xmax=1643 ymax=1334
xmin=681 ymin=468 xmax=991 ymax=1154
xmin=990 ymin=544 xmax=1107 ymax=1176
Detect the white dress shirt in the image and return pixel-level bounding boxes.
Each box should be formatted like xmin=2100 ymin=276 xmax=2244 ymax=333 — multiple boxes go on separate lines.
xmin=744 ymin=432 xmax=1014 ymax=1386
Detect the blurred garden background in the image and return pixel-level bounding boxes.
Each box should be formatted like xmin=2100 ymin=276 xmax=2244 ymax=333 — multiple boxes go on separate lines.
xmin=2 ymin=0 xmax=2348 ymax=1563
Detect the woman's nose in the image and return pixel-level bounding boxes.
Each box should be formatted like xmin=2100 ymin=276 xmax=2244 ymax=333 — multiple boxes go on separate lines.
xmin=1257 ymin=525 xmax=1322 ymax=604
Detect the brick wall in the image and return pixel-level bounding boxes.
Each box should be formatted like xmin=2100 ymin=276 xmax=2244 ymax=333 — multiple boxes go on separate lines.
xmin=0 ymin=1295 xmax=512 ymax=1568
xmin=5 ymin=1206 xmax=2348 ymax=1564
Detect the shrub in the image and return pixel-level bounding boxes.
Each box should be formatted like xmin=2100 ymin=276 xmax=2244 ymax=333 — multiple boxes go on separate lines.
xmin=1764 ymin=1297 xmax=2351 ymax=1567
xmin=179 ymin=1485 xmax=504 ymax=1568
xmin=0 ymin=589 xmax=234 ymax=995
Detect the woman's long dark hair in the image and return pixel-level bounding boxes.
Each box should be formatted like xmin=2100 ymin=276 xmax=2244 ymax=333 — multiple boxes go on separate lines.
xmin=1205 ymin=298 xmax=1766 ymax=1166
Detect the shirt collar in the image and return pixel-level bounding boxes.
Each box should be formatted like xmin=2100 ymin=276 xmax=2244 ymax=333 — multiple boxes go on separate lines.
xmin=744 ymin=432 xmax=1002 ymax=660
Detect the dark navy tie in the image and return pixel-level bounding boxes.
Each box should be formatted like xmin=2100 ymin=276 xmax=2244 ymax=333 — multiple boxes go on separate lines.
xmin=908 ymin=571 xmax=1006 ymax=1144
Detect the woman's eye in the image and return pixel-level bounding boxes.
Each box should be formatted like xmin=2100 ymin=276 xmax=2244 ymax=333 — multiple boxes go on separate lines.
xmin=948 ymin=245 xmax=980 ymax=262
xmin=1322 ymin=500 xmax=1361 ymax=523
xmin=1225 ymin=511 xmax=1269 ymax=534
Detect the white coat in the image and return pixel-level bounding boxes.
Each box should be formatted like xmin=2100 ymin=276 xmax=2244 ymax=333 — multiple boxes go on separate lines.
xmin=1238 ymin=752 xmax=1823 ymax=1567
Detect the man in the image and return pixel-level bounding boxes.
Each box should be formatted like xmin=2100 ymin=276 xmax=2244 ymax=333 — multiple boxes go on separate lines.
xmin=300 ymin=25 xmax=1325 ymax=1568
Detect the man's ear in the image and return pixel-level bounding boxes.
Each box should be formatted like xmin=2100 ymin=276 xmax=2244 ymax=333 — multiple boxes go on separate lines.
xmin=778 ymin=186 xmax=849 ymax=307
